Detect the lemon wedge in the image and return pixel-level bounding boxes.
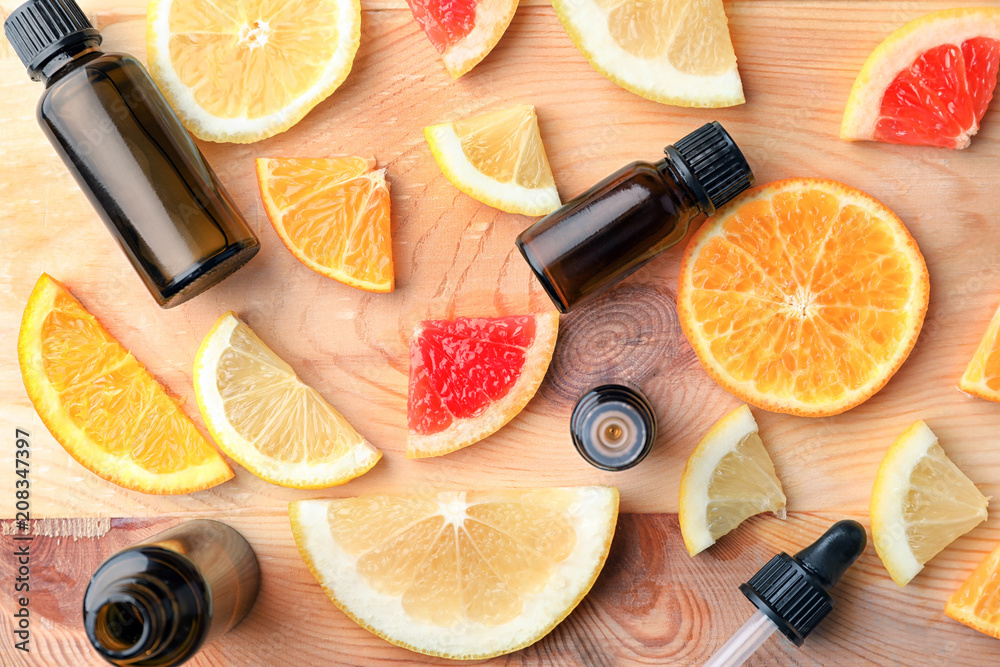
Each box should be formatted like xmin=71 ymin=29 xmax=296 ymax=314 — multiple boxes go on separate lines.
xmin=870 ymin=420 xmax=988 ymax=586
xmin=425 ymin=105 xmax=561 ymax=216
xmin=193 ymin=312 xmax=380 ymax=488
xmin=679 ymin=404 xmax=786 ymax=556
xmin=290 ymin=486 xmax=618 ymax=659
xmin=551 ymin=0 xmax=743 ymax=107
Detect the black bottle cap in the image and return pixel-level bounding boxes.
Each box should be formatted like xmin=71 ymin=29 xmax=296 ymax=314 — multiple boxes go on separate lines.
xmin=665 ymin=121 xmax=754 ymax=215
xmin=570 ymin=385 xmax=657 ymax=471
xmin=739 ymin=520 xmax=867 ymax=646
xmin=4 ymin=0 xmax=101 ymax=80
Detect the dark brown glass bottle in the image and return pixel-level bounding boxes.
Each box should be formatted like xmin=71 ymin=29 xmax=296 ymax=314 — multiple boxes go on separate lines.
xmin=83 ymin=520 xmax=260 ymax=667
xmin=4 ymin=0 xmax=259 ymax=307
xmin=516 ymin=122 xmax=754 ymax=312
xmin=571 ymin=384 xmax=657 ymax=471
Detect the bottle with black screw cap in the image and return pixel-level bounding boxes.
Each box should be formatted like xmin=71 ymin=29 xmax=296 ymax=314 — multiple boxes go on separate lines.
xmin=4 ymin=0 xmax=259 ymax=307
xmin=515 ymin=121 xmax=754 ymax=313
xmin=705 ymin=520 xmax=868 ymax=666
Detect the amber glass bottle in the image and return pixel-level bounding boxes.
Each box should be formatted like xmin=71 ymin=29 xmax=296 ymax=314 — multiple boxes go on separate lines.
xmin=4 ymin=0 xmax=259 ymax=307
xmin=516 ymin=122 xmax=754 ymax=312
xmin=571 ymin=384 xmax=657 ymax=471
xmin=83 ymin=520 xmax=260 ymax=666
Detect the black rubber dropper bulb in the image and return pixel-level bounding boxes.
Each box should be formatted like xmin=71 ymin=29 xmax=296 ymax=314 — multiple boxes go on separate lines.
xmin=706 ymin=520 xmax=867 ymax=666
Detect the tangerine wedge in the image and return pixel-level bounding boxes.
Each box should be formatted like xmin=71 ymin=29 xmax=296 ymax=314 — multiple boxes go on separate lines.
xmin=256 ymin=157 xmax=394 ymax=293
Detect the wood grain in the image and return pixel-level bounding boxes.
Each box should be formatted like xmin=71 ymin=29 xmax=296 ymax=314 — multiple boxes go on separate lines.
xmin=3 ymin=513 xmax=1000 ymax=666
xmin=4 ymin=0 xmax=1000 ymax=664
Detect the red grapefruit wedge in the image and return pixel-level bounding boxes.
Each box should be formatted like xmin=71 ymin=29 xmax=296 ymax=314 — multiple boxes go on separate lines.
xmin=405 ymin=0 xmax=518 ymax=78
xmin=407 ymin=313 xmax=559 ymax=458
xmin=842 ymin=8 xmax=1000 ymax=149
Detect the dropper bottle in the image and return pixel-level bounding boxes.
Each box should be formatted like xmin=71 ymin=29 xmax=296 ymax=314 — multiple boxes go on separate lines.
xmin=516 ymin=122 xmax=753 ymax=313
xmin=706 ymin=520 xmax=868 ymax=667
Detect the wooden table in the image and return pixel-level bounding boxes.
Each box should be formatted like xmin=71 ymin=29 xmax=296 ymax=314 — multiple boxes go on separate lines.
xmin=3 ymin=1 xmax=1000 ymax=664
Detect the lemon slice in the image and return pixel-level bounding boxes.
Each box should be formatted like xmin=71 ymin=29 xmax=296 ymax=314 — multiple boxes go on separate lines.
xmin=193 ymin=312 xmax=380 ymax=488
xmin=870 ymin=420 xmax=988 ymax=587
xmin=424 ymin=105 xmax=561 ymax=216
xmin=147 ymin=0 xmax=360 ymax=143
xmin=679 ymin=404 xmax=786 ymax=556
xmin=290 ymin=486 xmax=618 ymax=659
xmin=551 ymin=0 xmax=743 ymax=108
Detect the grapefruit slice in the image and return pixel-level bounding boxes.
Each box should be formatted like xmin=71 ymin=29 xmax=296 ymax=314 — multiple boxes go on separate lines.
xmin=290 ymin=486 xmax=619 ymax=659
xmin=405 ymin=0 xmax=518 ymax=77
xmin=842 ymin=8 xmax=1000 ymax=149
xmin=147 ymin=0 xmax=361 ymax=143
xmin=551 ymin=0 xmax=743 ymax=108
xmin=407 ymin=313 xmax=559 ymax=458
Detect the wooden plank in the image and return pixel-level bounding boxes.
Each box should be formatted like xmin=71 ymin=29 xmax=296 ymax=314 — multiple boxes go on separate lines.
xmin=2 ymin=513 xmax=1000 ymax=666
xmin=3 ymin=1 xmax=1000 ymax=519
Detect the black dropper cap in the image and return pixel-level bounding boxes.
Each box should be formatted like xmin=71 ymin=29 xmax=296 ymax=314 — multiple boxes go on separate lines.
xmin=4 ymin=0 xmax=101 ymax=80
xmin=665 ymin=121 xmax=754 ymax=216
xmin=739 ymin=520 xmax=867 ymax=646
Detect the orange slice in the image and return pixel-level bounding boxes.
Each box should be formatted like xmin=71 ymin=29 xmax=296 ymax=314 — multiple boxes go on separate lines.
xmin=256 ymin=157 xmax=393 ymax=293
xmin=960 ymin=299 xmax=1000 ymax=401
xmin=17 ymin=274 xmax=232 ymax=494
xmin=678 ymin=178 xmax=929 ymax=417
xmin=407 ymin=313 xmax=559 ymax=458
xmin=841 ymin=8 xmax=1000 ymax=149
xmin=946 ymin=541 xmax=1000 ymax=638
xmin=405 ymin=0 xmax=518 ymax=77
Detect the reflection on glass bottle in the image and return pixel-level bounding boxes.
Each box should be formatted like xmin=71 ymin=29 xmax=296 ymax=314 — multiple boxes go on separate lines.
xmin=83 ymin=520 xmax=260 ymax=666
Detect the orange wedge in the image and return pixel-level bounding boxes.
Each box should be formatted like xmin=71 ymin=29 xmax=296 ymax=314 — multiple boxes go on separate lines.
xmin=678 ymin=178 xmax=929 ymax=417
xmin=946 ymin=541 xmax=1000 ymax=638
xmin=256 ymin=157 xmax=394 ymax=292
xmin=17 ymin=274 xmax=233 ymax=494
xmin=960 ymin=299 xmax=1000 ymax=401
